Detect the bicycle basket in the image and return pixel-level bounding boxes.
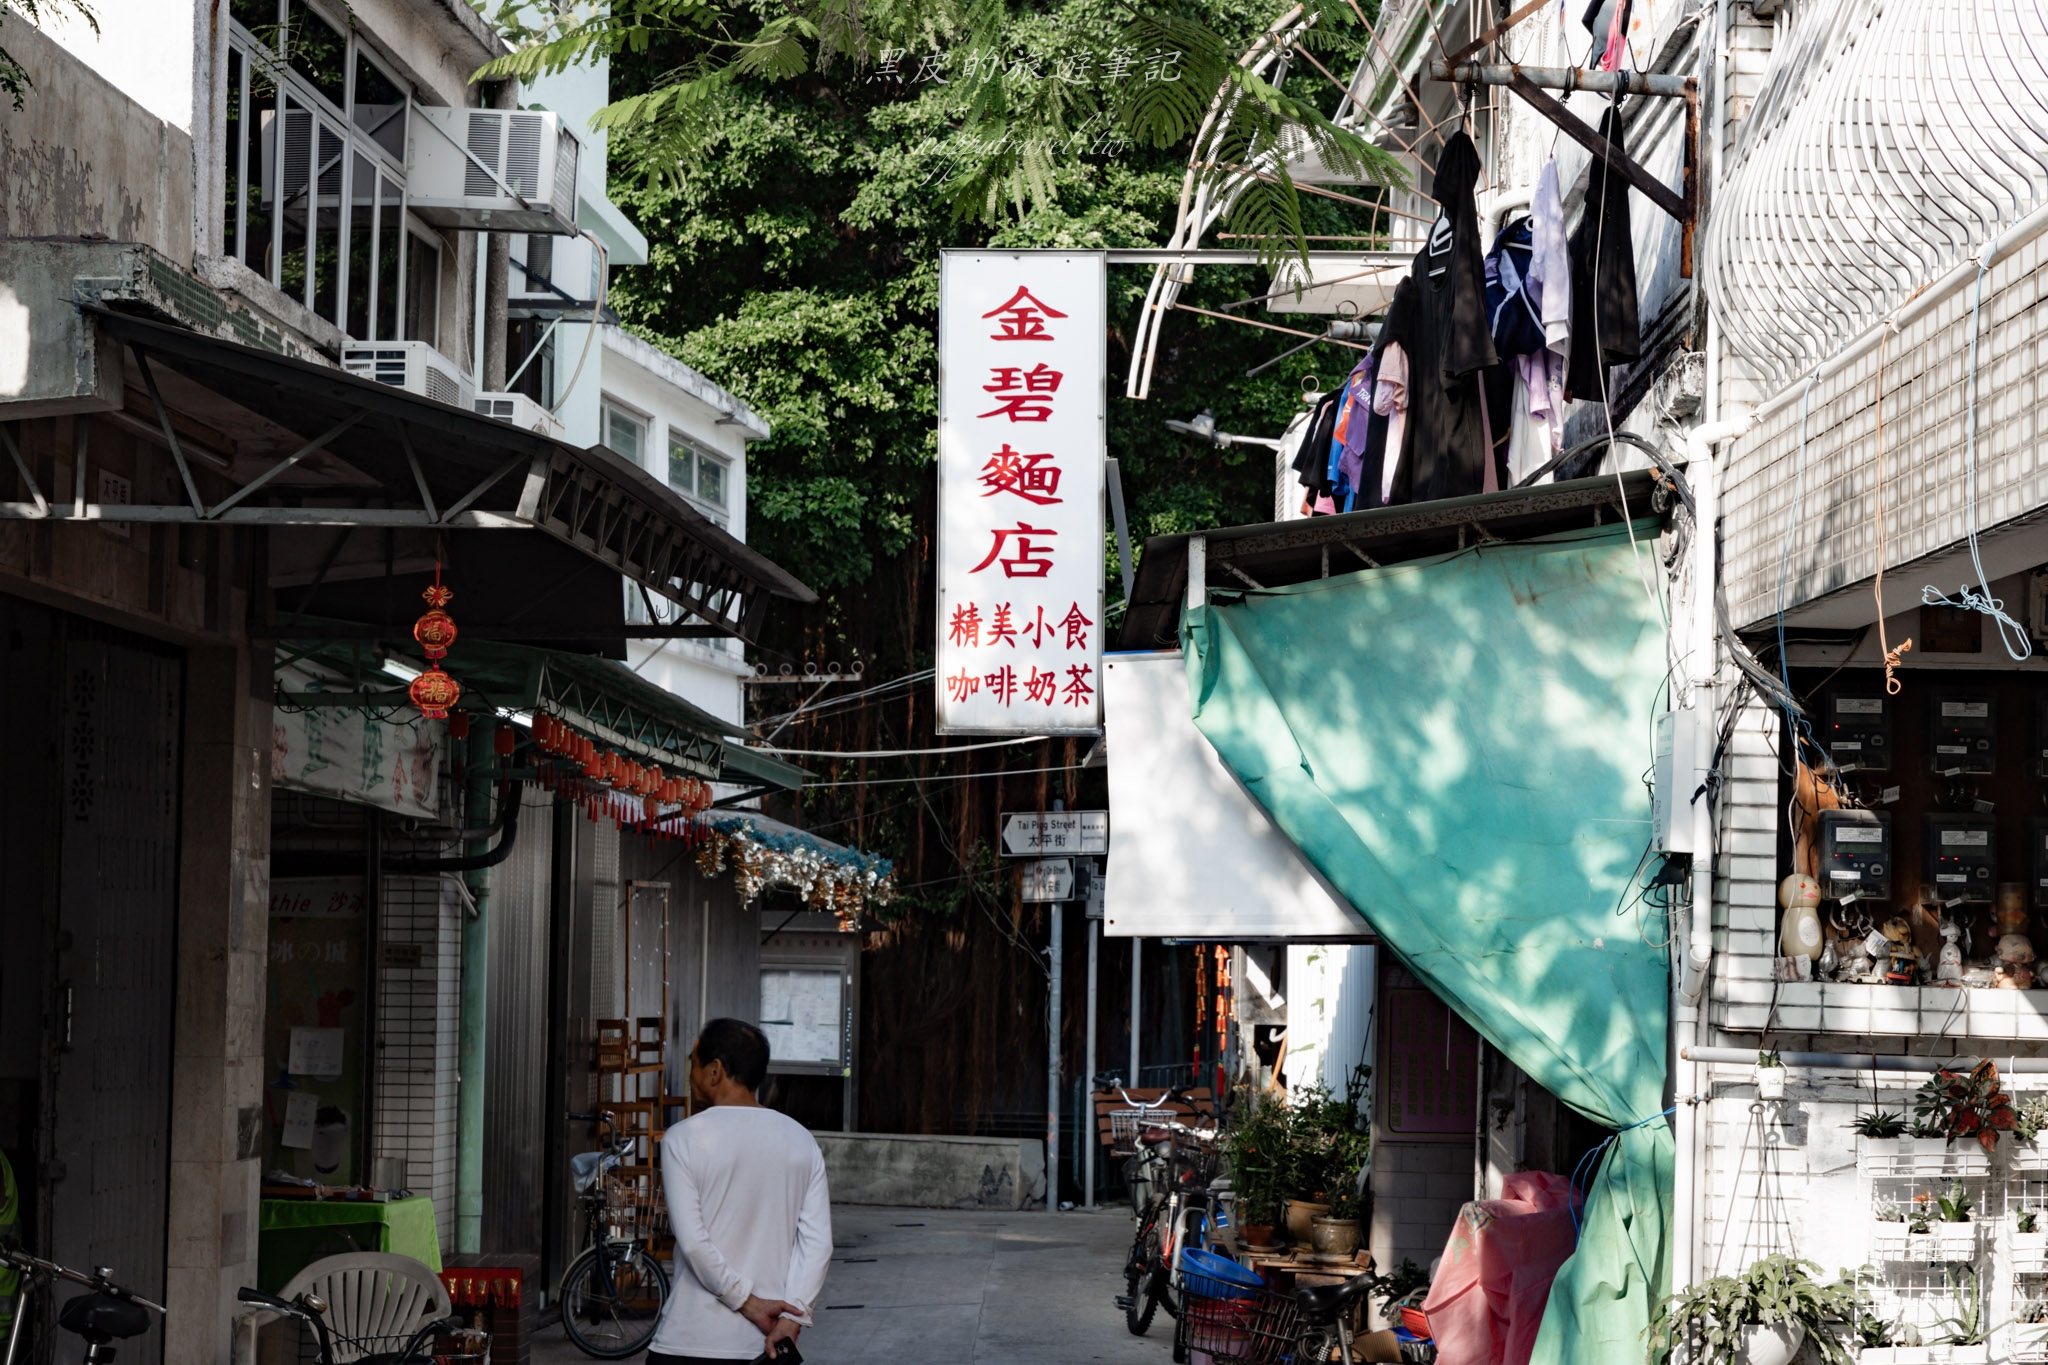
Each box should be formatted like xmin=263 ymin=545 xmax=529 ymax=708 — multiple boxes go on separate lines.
xmin=1109 ymin=1109 xmax=1168 ymax=1155
xmin=1179 ymin=1287 xmax=1300 ymax=1365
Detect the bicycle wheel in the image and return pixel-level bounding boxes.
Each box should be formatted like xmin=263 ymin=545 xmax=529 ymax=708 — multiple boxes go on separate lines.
xmin=559 ymin=1243 xmax=671 ymax=1359
xmin=1124 ymin=1217 xmax=1163 ymax=1336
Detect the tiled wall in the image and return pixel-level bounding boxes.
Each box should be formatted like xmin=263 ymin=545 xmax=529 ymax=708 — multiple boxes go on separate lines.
xmin=1719 ymin=225 xmax=2048 ymax=630
xmin=1368 ymin=1140 xmax=1471 ymax=1295
xmin=374 ymin=873 xmax=465 ymax=1252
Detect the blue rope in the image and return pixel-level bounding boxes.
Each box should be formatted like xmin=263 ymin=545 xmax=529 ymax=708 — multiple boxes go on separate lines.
xmin=1568 ymin=1104 xmax=1678 ymax=1239
xmin=1919 ymin=244 xmax=2033 ymax=662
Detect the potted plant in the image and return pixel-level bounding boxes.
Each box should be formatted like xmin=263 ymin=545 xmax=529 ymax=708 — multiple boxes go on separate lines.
xmin=1756 ymin=1050 xmax=1787 ymax=1102
xmin=1646 ymin=1253 xmax=1858 ymax=1365
xmin=1871 ymin=1194 xmax=1909 ymax=1258
xmin=1220 ymin=1093 xmax=1289 ymax=1249
xmin=2016 ymin=1208 xmax=2048 ymax=1273
xmin=1311 ymin=1176 xmax=1364 ymax=1260
xmin=1282 ymin=1072 xmax=1370 ymax=1247
xmin=1930 ymin=1183 xmax=1980 ymax=1259
xmin=1913 ymin=1061 xmax=2015 ymax=1156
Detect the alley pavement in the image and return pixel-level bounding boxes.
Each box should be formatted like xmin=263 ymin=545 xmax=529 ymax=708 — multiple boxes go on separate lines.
xmin=530 ymin=1204 xmax=1176 ymax=1364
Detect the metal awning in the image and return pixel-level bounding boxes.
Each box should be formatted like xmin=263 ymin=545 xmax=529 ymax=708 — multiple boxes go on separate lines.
xmin=278 ymin=636 xmax=805 ymax=787
xmin=12 ymin=308 xmax=812 ymax=643
xmin=1116 ymin=469 xmax=1663 ymax=650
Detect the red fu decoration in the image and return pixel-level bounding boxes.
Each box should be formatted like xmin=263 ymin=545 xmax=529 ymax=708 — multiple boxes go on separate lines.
xmin=409 ymin=564 xmax=463 ymax=720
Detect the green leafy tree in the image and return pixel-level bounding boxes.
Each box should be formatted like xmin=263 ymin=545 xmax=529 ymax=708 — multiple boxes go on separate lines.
xmin=2 ymin=0 xmax=98 ymax=109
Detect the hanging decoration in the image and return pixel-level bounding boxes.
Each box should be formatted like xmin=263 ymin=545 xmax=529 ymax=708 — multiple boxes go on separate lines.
xmin=520 ymin=711 xmax=896 ymax=923
xmin=408 ymin=567 xmax=463 ymax=720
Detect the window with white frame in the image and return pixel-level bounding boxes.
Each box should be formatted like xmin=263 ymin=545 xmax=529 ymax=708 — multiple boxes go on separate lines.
xmin=604 ymin=402 xmax=648 ymax=466
xmin=224 ymin=0 xmax=427 ymax=341
xmin=667 ymin=431 xmax=732 ymax=525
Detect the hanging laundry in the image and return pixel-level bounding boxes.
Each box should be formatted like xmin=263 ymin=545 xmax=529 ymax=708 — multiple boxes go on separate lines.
xmin=1564 ymin=105 xmax=1641 ymax=408
xmin=1332 ymin=354 xmax=1376 ymax=511
xmin=1581 ymin=0 xmax=1633 ymax=71
xmin=1373 ymin=337 xmax=1409 ymax=507
xmin=1289 ymin=389 xmax=1342 ymax=513
xmin=1508 ymin=158 xmax=1572 ymax=481
xmin=1382 ymin=132 xmax=1499 ymax=506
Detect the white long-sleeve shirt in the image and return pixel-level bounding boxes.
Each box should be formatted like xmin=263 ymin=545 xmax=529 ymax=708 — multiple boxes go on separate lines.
xmin=651 ymin=1106 xmax=833 ymax=1360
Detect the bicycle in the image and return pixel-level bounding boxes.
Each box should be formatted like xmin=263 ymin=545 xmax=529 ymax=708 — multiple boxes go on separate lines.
xmin=1 ymin=1244 xmax=165 ymax=1365
xmin=234 ymin=1285 xmax=462 ymax=1364
xmin=1178 ymin=1267 xmax=1437 ymax=1365
xmin=558 ymin=1109 xmax=672 ymax=1359
xmin=1114 ymin=1085 xmax=1223 ymax=1339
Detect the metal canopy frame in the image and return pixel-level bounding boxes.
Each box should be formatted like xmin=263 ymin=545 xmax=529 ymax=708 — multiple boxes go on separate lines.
xmin=4 ymin=309 xmax=813 ymax=644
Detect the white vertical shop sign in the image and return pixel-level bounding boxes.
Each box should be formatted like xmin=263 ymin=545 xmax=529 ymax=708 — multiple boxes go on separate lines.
xmin=936 ymin=251 xmax=1107 ymax=735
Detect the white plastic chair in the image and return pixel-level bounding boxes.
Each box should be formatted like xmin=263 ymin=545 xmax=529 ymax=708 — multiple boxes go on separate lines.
xmin=234 ymin=1252 xmax=452 ymax=1365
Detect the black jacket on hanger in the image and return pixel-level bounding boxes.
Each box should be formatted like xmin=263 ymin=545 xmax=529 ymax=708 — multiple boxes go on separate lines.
xmin=1290 ymin=391 xmax=1342 ymax=505
xmin=1564 ymin=104 xmax=1641 ymax=404
xmin=1386 ymin=132 xmax=1500 ymax=506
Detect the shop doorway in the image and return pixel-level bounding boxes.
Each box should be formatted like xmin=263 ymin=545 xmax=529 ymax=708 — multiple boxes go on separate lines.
xmin=0 ymin=600 xmax=183 ymax=1365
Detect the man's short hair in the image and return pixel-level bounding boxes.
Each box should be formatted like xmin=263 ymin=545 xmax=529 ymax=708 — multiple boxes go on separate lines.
xmin=696 ymin=1018 xmax=771 ymax=1091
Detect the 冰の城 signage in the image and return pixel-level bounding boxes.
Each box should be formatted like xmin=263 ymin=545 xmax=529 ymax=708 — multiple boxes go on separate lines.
xmin=936 ymin=252 xmax=1106 ymax=735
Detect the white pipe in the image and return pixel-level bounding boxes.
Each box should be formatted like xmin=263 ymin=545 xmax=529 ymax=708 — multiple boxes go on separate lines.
xmin=1670 ymin=412 xmax=1749 ymax=1305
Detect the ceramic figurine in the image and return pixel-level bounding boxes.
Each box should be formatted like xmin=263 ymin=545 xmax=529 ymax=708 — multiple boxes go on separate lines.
xmin=1881 ymin=917 xmax=1921 ymax=985
xmin=1999 ymin=883 xmax=2031 ymax=938
xmin=1779 ymin=873 xmax=1825 ymax=960
xmin=1936 ymin=920 xmax=1966 ymax=984
xmin=1998 ymin=933 xmax=2038 ymax=989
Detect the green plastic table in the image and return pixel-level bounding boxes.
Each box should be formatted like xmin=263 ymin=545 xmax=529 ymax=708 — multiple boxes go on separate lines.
xmin=256 ymin=1196 xmax=442 ymax=1293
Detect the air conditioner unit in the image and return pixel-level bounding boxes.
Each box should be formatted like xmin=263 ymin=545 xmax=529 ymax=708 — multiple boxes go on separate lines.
xmin=474 ymin=392 xmax=564 ymax=441
xmin=342 ymin=341 xmax=475 ymax=411
xmin=408 ymin=107 xmax=581 ymax=235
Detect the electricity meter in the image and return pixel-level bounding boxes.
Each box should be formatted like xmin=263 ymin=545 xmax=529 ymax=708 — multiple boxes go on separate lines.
xmin=1826 ymin=693 xmax=1891 ymax=773
xmin=1930 ymin=692 xmax=1995 ymax=775
xmin=1925 ymin=813 xmax=1997 ymax=900
xmin=1817 ymin=809 xmax=1891 ymax=900
xmin=2032 ymin=819 xmax=2048 ymax=910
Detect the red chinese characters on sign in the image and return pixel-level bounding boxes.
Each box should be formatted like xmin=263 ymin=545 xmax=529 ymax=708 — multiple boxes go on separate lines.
xmin=982 ymin=286 xmax=1067 ymax=342
xmin=979 ymin=444 xmax=1063 ymax=505
xmin=944 ymin=599 xmax=1096 ymax=709
xmin=969 ymin=523 xmax=1058 ymax=578
xmin=978 ymin=364 xmax=1065 ymax=422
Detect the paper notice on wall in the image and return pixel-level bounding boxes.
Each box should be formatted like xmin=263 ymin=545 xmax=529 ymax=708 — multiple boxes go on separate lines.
xmin=281 ymin=1091 xmax=319 ymax=1149
xmin=760 ymin=969 xmax=842 ymax=1065
xmin=288 ymin=1027 xmax=345 ymax=1079
xmin=272 ymin=670 xmax=443 ymax=819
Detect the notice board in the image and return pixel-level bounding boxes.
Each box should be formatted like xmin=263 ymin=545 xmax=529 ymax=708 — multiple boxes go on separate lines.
xmin=1377 ymin=962 xmax=1478 ymax=1140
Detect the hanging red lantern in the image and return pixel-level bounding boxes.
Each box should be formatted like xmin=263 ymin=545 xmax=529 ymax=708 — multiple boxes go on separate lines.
xmin=447 ymin=712 xmax=470 ymax=740
xmin=413 ymin=568 xmax=458 ymax=661
xmin=409 ymin=664 xmax=462 ymax=719
xmin=494 ymin=725 xmax=515 ymax=757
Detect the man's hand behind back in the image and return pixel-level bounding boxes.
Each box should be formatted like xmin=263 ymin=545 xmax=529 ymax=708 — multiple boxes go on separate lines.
xmin=766 ymin=1315 xmax=802 ymax=1359
xmin=739 ymin=1295 xmax=796 ymax=1336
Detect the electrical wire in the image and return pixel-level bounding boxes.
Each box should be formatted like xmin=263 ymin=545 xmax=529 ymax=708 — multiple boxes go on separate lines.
xmin=753 ymin=668 xmax=934 ymax=729
xmin=1917 ymin=241 xmax=2034 ymax=662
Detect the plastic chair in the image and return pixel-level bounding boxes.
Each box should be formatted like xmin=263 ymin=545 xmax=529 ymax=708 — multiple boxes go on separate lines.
xmin=233 ymin=1252 xmax=451 ymax=1365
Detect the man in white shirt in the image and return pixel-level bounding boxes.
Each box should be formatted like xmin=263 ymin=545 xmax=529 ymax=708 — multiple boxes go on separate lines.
xmin=650 ymin=1018 xmax=833 ymax=1364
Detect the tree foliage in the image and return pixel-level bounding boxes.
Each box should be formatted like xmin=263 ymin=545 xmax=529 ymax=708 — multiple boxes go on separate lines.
xmin=2 ymin=0 xmax=98 ymax=110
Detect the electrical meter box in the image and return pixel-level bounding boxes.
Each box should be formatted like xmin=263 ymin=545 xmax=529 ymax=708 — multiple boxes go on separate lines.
xmin=1926 ymin=814 xmax=1997 ymax=900
xmin=1826 ymin=693 xmax=1891 ymax=772
xmin=1817 ymin=810 xmax=1891 ymax=899
xmin=1930 ymin=692 xmax=1996 ymax=774
xmin=2031 ymin=818 xmax=2048 ymax=910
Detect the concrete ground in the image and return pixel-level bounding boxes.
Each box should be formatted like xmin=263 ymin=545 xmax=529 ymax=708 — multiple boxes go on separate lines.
xmin=530 ymin=1204 xmax=1175 ymax=1365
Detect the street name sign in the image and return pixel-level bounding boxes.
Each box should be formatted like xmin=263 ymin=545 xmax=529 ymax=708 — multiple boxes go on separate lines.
xmin=1000 ymin=810 xmax=1108 ymax=856
xmin=1019 ymin=858 xmax=1075 ymax=902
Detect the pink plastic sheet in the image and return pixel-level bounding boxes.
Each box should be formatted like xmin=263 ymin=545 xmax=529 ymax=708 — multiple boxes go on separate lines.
xmin=1418 ymin=1170 xmax=1583 ymax=1365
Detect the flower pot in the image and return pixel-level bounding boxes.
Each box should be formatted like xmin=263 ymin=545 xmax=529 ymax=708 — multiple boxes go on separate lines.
xmin=1310 ymin=1217 xmax=1361 ymax=1258
xmin=1239 ymin=1224 xmax=1276 ymax=1249
xmin=1756 ymin=1066 xmax=1787 ymax=1101
xmin=2015 ymin=1229 xmax=2048 ymax=1272
xmin=1736 ymin=1321 xmax=1804 ymax=1365
xmin=1283 ymin=1199 xmax=1330 ymax=1245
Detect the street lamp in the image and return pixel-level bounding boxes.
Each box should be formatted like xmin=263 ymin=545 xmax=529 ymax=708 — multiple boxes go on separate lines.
xmin=1162 ymin=410 xmax=1284 ymax=450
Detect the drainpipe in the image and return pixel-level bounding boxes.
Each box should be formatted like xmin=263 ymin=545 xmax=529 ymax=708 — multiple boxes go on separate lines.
xmin=1670 ymin=413 xmax=1749 ymax=1302
xmin=455 ymin=719 xmax=497 ymax=1254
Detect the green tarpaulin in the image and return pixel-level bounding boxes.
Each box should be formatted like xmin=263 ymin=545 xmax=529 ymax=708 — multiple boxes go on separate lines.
xmin=1181 ymin=522 xmax=1671 ymax=1365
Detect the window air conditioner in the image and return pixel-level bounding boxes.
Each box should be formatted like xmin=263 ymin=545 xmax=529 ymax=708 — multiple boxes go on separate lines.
xmin=341 ymin=341 xmax=476 ymax=411
xmin=408 ymin=107 xmax=581 ymax=235
xmin=474 ymin=393 xmax=565 ymax=441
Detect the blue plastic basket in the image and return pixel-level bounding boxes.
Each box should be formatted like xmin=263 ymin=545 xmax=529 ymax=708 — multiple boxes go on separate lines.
xmin=1181 ymin=1248 xmax=1263 ymax=1300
